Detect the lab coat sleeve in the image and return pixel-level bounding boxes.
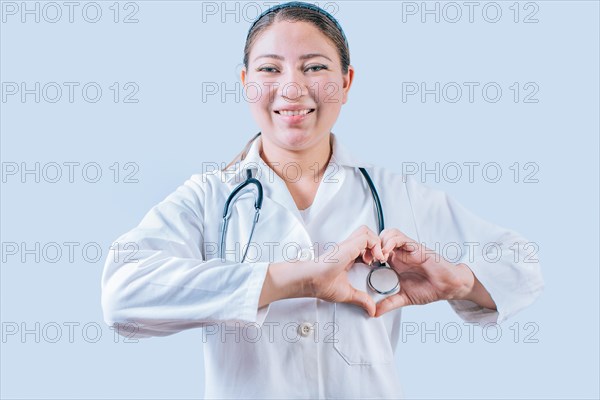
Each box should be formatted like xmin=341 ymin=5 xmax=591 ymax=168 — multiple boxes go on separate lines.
xmin=101 ymin=174 xmax=271 ymax=338
xmin=404 ymin=176 xmax=544 ymax=325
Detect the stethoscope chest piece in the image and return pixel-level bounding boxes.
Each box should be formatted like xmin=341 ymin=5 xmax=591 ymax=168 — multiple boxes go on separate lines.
xmin=367 ymin=264 xmax=400 ymax=295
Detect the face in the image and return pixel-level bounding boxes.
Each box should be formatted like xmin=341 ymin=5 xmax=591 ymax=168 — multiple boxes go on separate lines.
xmin=241 ymin=20 xmax=354 ymax=152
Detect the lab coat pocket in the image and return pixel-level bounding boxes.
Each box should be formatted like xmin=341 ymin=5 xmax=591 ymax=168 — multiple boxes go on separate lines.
xmin=332 ymin=263 xmax=394 ymax=366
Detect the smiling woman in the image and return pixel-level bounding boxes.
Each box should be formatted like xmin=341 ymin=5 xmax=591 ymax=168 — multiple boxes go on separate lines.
xmin=231 ymin=4 xmax=354 ymax=212
xmin=101 ymin=2 xmax=544 ymax=399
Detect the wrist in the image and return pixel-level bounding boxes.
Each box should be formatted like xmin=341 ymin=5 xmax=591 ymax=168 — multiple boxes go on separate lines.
xmin=300 ymin=260 xmax=318 ymax=298
xmin=259 ymin=260 xmax=314 ymax=307
xmin=453 ymin=263 xmax=476 ymax=301
xmin=454 ymin=263 xmax=497 ymax=310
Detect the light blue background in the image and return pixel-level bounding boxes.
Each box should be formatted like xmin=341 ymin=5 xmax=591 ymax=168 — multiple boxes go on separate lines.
xmin=1 ymin=1 xmax=598 ymax=398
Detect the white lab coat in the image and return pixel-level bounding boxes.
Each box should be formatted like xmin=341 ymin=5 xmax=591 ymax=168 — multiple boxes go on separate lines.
xmin=101 ymin=133 xmax=544 ymax=399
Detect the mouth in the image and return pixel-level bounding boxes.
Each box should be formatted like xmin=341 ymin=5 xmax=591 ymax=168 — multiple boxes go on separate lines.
xmin=274 ymin=108 xmax=315 ymax=116
xmin=274 ymin=108 xmax=315 ymax=126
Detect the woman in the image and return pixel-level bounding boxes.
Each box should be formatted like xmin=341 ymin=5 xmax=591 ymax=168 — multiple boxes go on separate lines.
xmin=101 ymin=2 xmax=544 ymax=398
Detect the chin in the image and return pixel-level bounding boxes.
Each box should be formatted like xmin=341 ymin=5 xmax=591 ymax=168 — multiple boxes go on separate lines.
xmin=273 ymin=129 xmax=316 ymax=148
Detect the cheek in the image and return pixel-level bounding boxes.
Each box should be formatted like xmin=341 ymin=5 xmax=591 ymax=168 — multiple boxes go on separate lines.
xmin=313 ymin=77 xmax=345 ymax=105
xmin=245 ymin=83 xmax=271 ymax=109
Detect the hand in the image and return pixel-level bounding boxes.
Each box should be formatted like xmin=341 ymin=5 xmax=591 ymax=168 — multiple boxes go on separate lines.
xmin=307 ymin=225 xmax=387 ymax=317
xmin=375 ymin=228 xmax=475 ymax=317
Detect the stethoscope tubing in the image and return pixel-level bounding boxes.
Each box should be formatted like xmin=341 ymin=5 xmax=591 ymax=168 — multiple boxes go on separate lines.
xmin=221 ymin=165 xmax=400 ymax=294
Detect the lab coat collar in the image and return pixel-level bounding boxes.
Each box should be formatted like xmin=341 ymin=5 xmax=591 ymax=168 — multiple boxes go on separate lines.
xmin=222 ymin=132 xmax=373 ymax=184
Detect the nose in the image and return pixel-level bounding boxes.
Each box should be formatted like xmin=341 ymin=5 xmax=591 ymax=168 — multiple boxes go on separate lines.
xmin=278 ymin=69 xmax=309 ymax=101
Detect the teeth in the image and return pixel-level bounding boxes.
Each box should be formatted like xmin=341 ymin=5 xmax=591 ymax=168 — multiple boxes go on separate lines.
xmin=278 ymin=109 xmax=312 ymax=116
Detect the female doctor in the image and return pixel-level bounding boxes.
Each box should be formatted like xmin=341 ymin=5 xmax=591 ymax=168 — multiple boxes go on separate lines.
xmin=101 ymin=2 xmax=544 ymax=399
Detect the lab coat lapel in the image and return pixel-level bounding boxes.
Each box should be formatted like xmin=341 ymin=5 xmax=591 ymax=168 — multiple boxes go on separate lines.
xmin=261 ymin=166 xmax=305 ymax=222
xmin=258 ymin=156 xmax=349 ymax=226
xmin=224 ymin=136 xmax=303 ymax=223
xmin=223 ymin=134 xmax=372 ymax=225
xmin=304 ymin=135 xmax=371 ymax=224
xmin=219 ymin=191 xmax=312 ymax=263
xmin=301 ymin=160 xmax=346 ymax=225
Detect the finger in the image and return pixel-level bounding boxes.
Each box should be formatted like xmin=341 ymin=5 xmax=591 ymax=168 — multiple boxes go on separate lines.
xmin=358 ymin=249 xmax=366 ymax=262
xmin=374 ymin=292 xmax=411 ymax=317
xmin=381 ymin=233 xmax=410 ymax=257
xmin=379 ymin=228 xmax=411 ymax=245
xmin=345 ymin=226 xmax=384 ymax=264
xmin=379 ymin=228 xmax=402 ymax=244
xmin=350 ymin=247 xmax=373 ymax=268
xmin=360 ymin=248 xmax=373 ymax=265
xmin=362 ymin=228 xmax=386 ymax=262
xmin=347 ymin=287 xmax=376 ymax=317
xmin=383 ymin=234 xmax=421 ymax=260
xmin=354 ymin=249 xmax=373 ymax=266
xmin=395 ymin=241 xmax=429 ymax=266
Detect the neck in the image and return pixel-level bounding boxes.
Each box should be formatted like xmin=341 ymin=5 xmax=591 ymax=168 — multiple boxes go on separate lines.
xmin=260 ymin=134 xmax=333 ymax=184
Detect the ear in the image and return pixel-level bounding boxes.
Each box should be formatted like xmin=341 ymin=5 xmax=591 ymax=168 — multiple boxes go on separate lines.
xmin=341 ymin=65 xmax=354 ymax=105
xmin=240 ymin=65 xmax=247 ymax=86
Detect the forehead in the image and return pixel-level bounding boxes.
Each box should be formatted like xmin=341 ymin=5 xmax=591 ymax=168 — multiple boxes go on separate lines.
xmin=249 ymin=20 xmax=339 ymax=59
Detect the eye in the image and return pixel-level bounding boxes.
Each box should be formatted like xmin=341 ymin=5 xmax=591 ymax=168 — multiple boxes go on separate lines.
xmin=306 ymin=64 xmax=327 ymax=72
xmin=257 ymin=66 xmax=279 ymax=73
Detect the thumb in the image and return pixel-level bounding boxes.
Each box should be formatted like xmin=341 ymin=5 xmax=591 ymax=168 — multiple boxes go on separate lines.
xmin=375 ymin=292 xmax=410 ymax=318
xmin=347 ymin=287 xmax=376 ymax=317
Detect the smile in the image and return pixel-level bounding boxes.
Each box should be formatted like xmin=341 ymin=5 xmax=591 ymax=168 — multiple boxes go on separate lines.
xmin=274 ymin=109 xmax=315 ymax=116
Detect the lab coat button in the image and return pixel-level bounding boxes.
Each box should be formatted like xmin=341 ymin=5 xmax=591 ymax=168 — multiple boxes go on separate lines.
xmin=298 ymin=322 xmax=313 ymax=337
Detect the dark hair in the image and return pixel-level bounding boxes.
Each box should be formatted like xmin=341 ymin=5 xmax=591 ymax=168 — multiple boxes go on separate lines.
xmin=225 ymin=2 xmax=350 ymax=170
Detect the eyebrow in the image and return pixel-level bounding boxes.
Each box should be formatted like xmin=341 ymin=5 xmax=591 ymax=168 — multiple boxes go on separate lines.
xmin=253 ymin=53 xmax=333 ymax=62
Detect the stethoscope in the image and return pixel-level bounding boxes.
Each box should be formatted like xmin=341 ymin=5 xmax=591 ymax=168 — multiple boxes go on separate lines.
xmin=220 ymin=166 xmax=401 ymax=296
